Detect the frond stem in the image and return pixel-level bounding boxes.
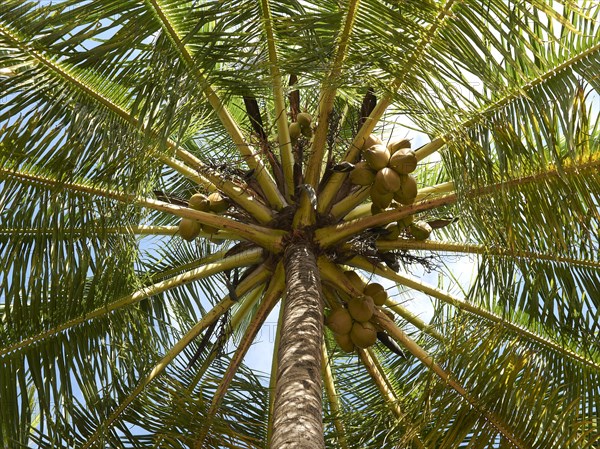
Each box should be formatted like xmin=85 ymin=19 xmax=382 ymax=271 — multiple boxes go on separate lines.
xmin=304 ymin=0 xmax=361 ymax=187
xmin=0 ymin=250 xmax=265 ymax=358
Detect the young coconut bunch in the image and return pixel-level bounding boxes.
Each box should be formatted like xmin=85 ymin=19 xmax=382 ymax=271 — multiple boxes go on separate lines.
xmin=2 ymin=2 xmax=600 ymax=449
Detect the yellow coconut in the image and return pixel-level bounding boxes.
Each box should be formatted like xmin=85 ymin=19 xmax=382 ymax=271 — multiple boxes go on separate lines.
xmin=178 ymin=218 xmax=201 ymax=241
xmin=334 ymin=332 xmax=356 ymax=353
xmin=370 ymin=185 xmax=394 ymax=209
xmin=188 ymin=193 xmax=209 ymax=211
xmin=409 ymin=220 xmax=432 ymax=240
xmin=363 ymin=144 xmax=390 ymax=171
xmin=350 ymin=321 xmax=378 ymax=348
xmin=208 ymin=192 xmax=229 ymax=213
xmin=326 ymin=308 xmax=353 ymax=335
xmin=349 ymin=161 xmax=376 ymax=186
xmin=374 ymin=167 xmax=402 ymax=193
xmin=289 ymin=122 xmax=301 ymax=140
xmin=360 ymin=133 xmax=383 ymax=150
xmin=344 ymin=270 xmax=366 ymax=293
xmin=388 ymin=138 xmax=411 ymax=154
xmin=397 ymin=214 xmax=414 ymax=229
xmin=393 ymin=175 xmax=418 ymax=205
xmin=364 ymin=283 xmax=387 ymax=306
xmin=347 ymin=296 xmax=375 ymax=322
xmin=371 ymin=203 xmax=384 ymax=215
xmin=389 ymin=149 xmax=418 ymax=175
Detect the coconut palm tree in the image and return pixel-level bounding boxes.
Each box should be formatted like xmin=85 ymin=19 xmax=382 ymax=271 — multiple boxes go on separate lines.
xmin=1 ymin=0 xmax=600 ymax=447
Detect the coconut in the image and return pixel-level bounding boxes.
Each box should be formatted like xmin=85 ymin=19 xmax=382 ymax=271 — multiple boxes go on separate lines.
xmin=334 ymin=332 xmax=355 ymax=353
xmin=347 ymin=296 xmax=375 ymax=322
xmin=350 ymin=321 xmax=378 ymax=348
xmin=288 ymin=122 xmax=301 ymax=140
xmin=179 ymin=218 xmax=201 ymax=241
xmin=188 ymin=193 xmax=209 ymax=211
xmin=208 ymin=192 xmax=229 ymax=213
xmin=363 ymin=144 xmax=390 ymax=171
xmin=301 ymin=126 xmax=313 ymax=139
xmin=397 ymin=214 xmax=414 ymax=229
xmin=359 ymin=133 xmax=383 ymax=150
xmin=371 ymin=203 xmax=384 ymax=215
xmin=380 ymin=222 xmax=400 ymax=241
xmin=297 ymin=112 xmax=312 ymax=129
xmin=374 ymin=167 xmax=402 ymax=193
xmin=370 ymin=185 xmax=394 ymax=209
xmin=349 ymin=162 xmax=376 ymax=186
xmin=409 ymin=221 xmax=432 ymax=240
xmin=388 ymin=138 xmax=411 ymax=154
xmin=389 ymin=149 xmax=417 ymax=175
xmin=201 ymin=223 xmax=219 ymax=235
xmin=326 ymin=308 xmax=353 ymax=335
xmin=344 ymin=270 xmax=366 ymax=293
xmin=393 ymin=175 xmax=418 ymax=205
xmin=364 ymin=283 xmax=387 ymax=306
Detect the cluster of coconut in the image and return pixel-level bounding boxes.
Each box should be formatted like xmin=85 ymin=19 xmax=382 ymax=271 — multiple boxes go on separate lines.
xmin=325 ymin=271 xmax=389 ymax=353
xmin=379 ymin=214 xmax=432 ymax=242
xmin=350 ymin=135 xmax=418 ymax=211
xmin=178 ymin=192 xmax=229 ymax=241
xmin=288 ymin=112 xmax=313 ymax=141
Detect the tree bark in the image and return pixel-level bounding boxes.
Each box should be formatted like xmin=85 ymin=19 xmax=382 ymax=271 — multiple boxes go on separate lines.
xmin=271 ymin=242 xmax=325 ymax=449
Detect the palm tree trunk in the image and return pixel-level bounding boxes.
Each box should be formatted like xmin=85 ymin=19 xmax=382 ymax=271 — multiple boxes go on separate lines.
xmin=271 ymin=241 xmax=325 ymax=449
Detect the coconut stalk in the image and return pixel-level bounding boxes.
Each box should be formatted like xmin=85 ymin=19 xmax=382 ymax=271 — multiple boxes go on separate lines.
xmin=340 ymin=181 xmax=455 ymax=221
xmin=304 ymin=0 xmax=361 ymax=188
xmin=193 ymin=263 xmax=285 ymax=449
xmin=0 ymin=168 xmax=284 ymax=251
xmin=79 ymin=291 xmax=249 ymax=449
xmin=266 ymin=299 xmax=286 ymax=447
xmin=376 ymin=240 xmax=600 ymax=270
xmin=259 ymin=0 xmax=294 ymax=200
xmin=0 ymin=251 xmax=267 ymax=358
xmin=321 ymin=343 xmax=349 ymax=449
xmin=372 ymin=309 xmax=527 ymax=449
xmin=143 ymin=0 xmax=286 ymax=210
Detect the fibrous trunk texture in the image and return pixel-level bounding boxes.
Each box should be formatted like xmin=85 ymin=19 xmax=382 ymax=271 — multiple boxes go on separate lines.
xmin=271 ymin=242 xmax=325 ymax=449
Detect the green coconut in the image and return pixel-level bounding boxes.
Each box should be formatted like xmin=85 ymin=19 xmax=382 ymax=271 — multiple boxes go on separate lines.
xmin=374 ymin=167 xmax=402 ymax=193
xmin=208 ymin=192 xmax=229 ymax=213
xmin=326 ymin=308 xmax=353 ymax=335
xmin=188 ymin=193 xmax=209 ymax=211
xmin=178 ymin=218 xmax=201 ymax=241
xmin=389 ymin=149 xmax=418 ymax=175
xmin=409 ymin=220 xmax=432 ymax=240
xmin=364 ymin=283 xmax=388 ymax=306
xmin=347 ymin=296 xmax=375 ymax=322
xmin=297 ymin=112 xmax=312 ymax=129
xmin=334 ymin=332 xmax=356 ymax=353
xmin=349 ymin=161 xmax=376 ymax=186
xmin=393 ymin=175 xmax=418 ymax=205
xmin=388 ymin=138 xmax=411 ymax=154
xmin=363 ymin=144 xmax=390 ymax=171
xmin=344 ymin=270 xmax=366 ymax=293
xmin=380 ymin=222 xmax=400 ymax=241
xmin=350 ymin=321 xmax=378 ymax=348
xmin=288 ymin=122 xmax=301 ymax=140
xmin=370 ymin=185 xmax=394 ymax=209
xmin=359 ymin=133 xmax=383 ymax=150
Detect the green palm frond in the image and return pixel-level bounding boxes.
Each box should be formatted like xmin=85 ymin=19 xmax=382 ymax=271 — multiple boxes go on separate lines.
xmin=2 ymin=0 xmax=600 ymax=447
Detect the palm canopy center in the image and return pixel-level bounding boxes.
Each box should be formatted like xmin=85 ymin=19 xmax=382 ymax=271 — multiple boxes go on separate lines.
xmin=1 ymin=0 xmax=600 ymax=448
